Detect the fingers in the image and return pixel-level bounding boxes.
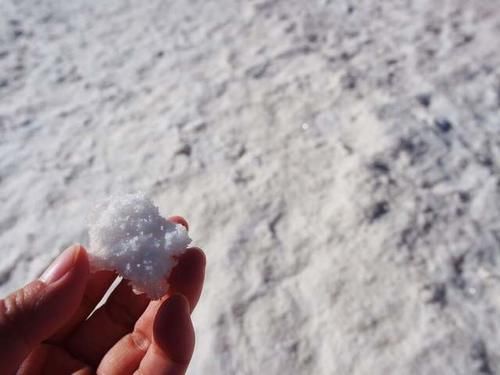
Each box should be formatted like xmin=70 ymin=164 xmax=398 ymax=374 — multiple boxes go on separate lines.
xmin=99 ymin=295 xmax=194 ymax=375
xmin=98 ymin=246 xmax=205 ymax=374
xmin=167 ymin=217 xmax=206 ymax=311
xmin=50 ymin=214 xmax=186 ymax=343
xmin=64 ymin=216 xmax=202 ymax=366
xmin=140 ymin=295 xmax=194 ymax=374
xmin=64 ymin=278 xmax=150 ymax=367
xmin=167 ymin=216 xmax=206 ymax=312
xmin=167 ymin=247 xmax=206 ymax=312
xmin=18 ymin=345 xmax=92 ymax=375
xmin=96 ymin=327 xmax=150 ymax=374
xmin=0 ymin=245 xmax=89 ymax=374
xmin=153 ymin=294 xmax=195 ymax=363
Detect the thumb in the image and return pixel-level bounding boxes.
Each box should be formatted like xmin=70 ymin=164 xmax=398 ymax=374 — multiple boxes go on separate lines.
xmin=0 ymin=244 xmax=89 ymax=373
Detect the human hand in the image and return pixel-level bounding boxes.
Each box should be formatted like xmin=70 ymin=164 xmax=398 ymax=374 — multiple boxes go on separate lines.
xmin=0 ymin=216 xmax=205 ymax=374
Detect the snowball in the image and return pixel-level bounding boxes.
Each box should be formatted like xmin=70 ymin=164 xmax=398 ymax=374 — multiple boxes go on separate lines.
xmin=88 ymin=192 xmax=191 ymax=299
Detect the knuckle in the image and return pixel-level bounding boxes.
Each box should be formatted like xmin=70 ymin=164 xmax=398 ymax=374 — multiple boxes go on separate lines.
xmin=0 ymin=281 xmax=45 ymax=344
xmin=1 ymin=281 xmax=44 ymax=319
xmin=130 ymin=330 xmax=150 ymax=353
xmin=0 ymin=281 xmax=45 ymax=351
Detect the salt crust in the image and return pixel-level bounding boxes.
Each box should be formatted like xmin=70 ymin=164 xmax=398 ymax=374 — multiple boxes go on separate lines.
xmin=88 ymin=192 xmax=191 ymax=299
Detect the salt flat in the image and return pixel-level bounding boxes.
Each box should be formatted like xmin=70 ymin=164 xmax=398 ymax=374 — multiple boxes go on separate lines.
xmin=1 ymin=1 xmax=500 ymax=374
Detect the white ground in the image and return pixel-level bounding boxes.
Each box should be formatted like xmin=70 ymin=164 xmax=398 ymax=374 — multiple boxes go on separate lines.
xmin=1 ymin=1 xmax=500 ymax=374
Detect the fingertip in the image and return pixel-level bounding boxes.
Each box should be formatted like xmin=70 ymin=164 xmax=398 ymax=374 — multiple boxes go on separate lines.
xmin=0 ymin=247 xmax=91 ymax=372
xmin=178 ymin=247 xmax=206 ymax=271
xmin=40 ymin=244 xmax=89 ymax=286
xmin=49 ymin=244 xmax=90 ymax=308
xmin=168 ymin=248 xmax=206 ymax=312
xmin=168 ymin=216 xmax=189 ymax=231
xmin=74 ymin=244 xmax=90 ymax=275
xmin=60 ymin=244 xmax=90 ymax=290
xmin=153 ymin=294 xmax=194 ymax=364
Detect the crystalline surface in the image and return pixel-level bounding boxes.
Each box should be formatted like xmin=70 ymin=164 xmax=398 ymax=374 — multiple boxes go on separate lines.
xmin=88 ymin=192 xmax=191 ymax=299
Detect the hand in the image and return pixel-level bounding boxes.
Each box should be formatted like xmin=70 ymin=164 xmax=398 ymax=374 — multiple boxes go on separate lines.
xmin=0 ymin=216 xmax=205 ymax=374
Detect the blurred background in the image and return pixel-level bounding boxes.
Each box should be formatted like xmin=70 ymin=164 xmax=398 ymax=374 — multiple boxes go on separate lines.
xmin=1 ymin=0 xmax=500 ymax=374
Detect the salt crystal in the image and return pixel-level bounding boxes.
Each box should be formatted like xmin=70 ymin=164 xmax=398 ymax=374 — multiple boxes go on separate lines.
xmin=88 ymin=192 xmax=191 ymax=299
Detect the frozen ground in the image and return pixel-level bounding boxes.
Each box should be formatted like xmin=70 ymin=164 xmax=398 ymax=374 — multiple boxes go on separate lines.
xmin=1 ymin=0 xmax=500 ymax=374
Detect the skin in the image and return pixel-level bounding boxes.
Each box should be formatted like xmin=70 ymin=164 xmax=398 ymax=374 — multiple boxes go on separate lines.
xmin=0 ymin=216 xmax=205 ymax=375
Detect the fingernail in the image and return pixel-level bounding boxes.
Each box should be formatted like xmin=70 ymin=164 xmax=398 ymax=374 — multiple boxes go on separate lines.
xmin=41 ymin=245 xmax=80 ymax=284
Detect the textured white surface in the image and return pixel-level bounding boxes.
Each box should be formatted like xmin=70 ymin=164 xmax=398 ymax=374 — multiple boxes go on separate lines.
xmin=1 ymin=1 xmax=500 ymax=374
xmin=88 ymin=192 xmax=191 ymax=299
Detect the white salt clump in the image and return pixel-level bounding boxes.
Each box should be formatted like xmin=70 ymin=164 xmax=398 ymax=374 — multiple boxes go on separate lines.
xmin=88 ymin=192 xmax=191 ymax=299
